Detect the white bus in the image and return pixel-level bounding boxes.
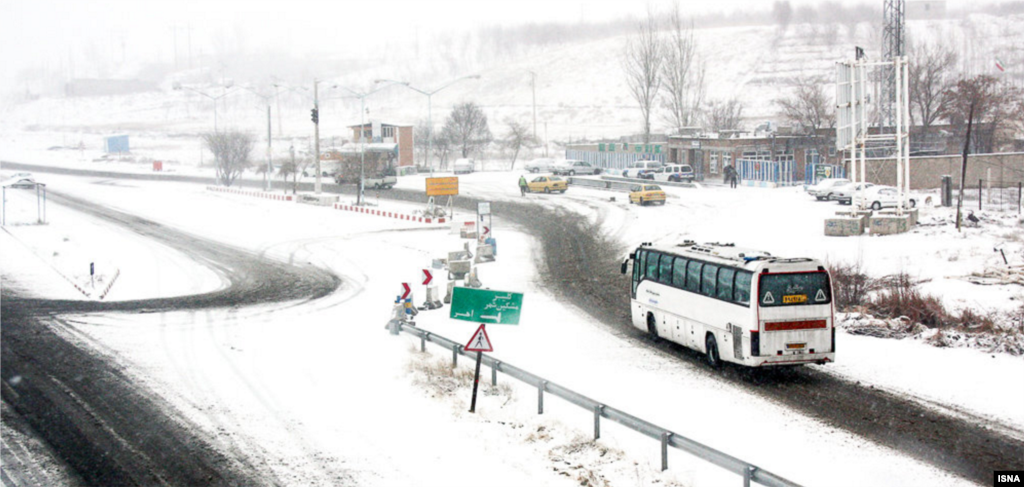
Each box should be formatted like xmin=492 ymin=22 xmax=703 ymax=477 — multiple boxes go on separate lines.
xmin=621 ymin=241 xmax=835 ymax=367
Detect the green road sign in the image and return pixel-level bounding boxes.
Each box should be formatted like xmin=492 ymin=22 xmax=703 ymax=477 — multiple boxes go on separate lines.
xmin=450 ymin=287 xmax=524 ymax=325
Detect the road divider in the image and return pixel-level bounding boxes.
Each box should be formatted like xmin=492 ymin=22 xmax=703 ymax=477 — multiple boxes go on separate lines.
xmin=206 ymin=186 xmax=294 ymax=201
xmin=333 ymin=203 xmax=447 ymax=224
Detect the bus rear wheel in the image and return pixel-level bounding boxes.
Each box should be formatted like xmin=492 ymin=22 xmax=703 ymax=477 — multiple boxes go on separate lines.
xmin=647 ymin=313 xmax=658 ymax=338
xmin=705 ymin=334 xmax=721 ymax=368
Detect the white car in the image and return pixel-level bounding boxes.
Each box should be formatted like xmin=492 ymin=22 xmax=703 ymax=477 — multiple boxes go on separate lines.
xmin=621 ymin=160 xmax=664 ymax=179
xmin=453 ymin=158 xmax=475 ymax=174
xmin=523 ymin=158 xmax=555 ymax=173
xmin=646 ymin=164 xmax=694 ymax=183
xmin=2 ymin=173 xmax=36 ymax=188
xmin=832 ymin=182 xmax=875 ymax=205
xmin=551 ymin=160 xmax=601 ymax=176
xmin=806 ymin=178 xmax=851 ymax=201
xmin=853 ymin=185 xmax=926 ymax=210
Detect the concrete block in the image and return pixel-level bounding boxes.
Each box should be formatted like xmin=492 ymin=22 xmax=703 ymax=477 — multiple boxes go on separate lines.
xmin=825 ymin=217 xmax=864 ymax=236
xmin=876 ymin=208 xmax=918 ymax=226
xmin=869 ymin=214 xmax=912 ymax=235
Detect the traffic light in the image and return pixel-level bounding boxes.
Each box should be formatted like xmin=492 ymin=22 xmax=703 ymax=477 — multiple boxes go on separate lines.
xmin=311 ymin=108 xmax=319 ymax=124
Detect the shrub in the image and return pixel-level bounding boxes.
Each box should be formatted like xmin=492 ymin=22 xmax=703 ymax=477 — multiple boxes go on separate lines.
xmin=826 ymin=260 xmax=875 ymax=310
xmin=867 ymin=272 xmax=950 ymax=327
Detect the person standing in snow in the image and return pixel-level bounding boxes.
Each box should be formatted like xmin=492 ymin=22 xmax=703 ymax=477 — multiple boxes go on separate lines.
xmin=518 ymin=175 xmax=528 ymax=196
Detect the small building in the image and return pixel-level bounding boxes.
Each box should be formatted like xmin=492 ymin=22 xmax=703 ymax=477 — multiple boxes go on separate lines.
xmin=347 ymin=121 xmax=414 ymax=167
xmin=564 ymin=142 xmax=668 ymax=170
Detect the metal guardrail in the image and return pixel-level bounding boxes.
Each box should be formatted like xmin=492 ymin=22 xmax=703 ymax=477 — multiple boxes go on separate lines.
xmin=567 ymin=176 xmax=695 ymax=191
xmin=390 ymin=322 xmax=802 ymax=487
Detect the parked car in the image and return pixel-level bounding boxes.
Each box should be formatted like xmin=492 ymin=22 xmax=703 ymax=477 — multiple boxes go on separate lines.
xmin=526 ymin=176 xmax=567 ymax=194
xmin=621 ymin=160 xmax=664 ymax=179
xmin=2 ymin=173 xmax=36 ymax=188
xmin=646 ymin=164 xmax=694 ymax=183
xmin=806 ymin=177 xmax=851 ymax=201
xmin=523 ymin=158 xmax=555 ymax=173
xmin=853 ymin=185 xmax=926 ymax=210
xmin=832 ymin=182 xmax=875 ymax=205
xmin=628 ymin=184 xmax=666 ymax=206
xmin=453 ymin=158 xmax=475 ymax=174
xmin=551 ymin=160 xmax=601 ymax=176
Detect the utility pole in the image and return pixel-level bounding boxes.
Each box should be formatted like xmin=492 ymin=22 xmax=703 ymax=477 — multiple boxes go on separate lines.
xmin=529 ymin=71 xmax=537 ymax=141
xmin=314 ymin=78 xmax=321 ymax=194
xmin=266 ymin=104 xmax=272 ymax=191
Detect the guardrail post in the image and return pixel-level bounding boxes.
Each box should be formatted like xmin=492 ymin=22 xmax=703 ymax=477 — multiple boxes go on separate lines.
xmin=743 ymin=466 xmax=756 ymax=487
xmin=420 ymin=332 xmax=427 ymax=352
xmin=661 ymin=432 xmax=672 ymax=471
xmin=492 ymin=361 xmax=500 ymax=386
xmin=594 ymin=405 xmax=604 ymax=440
xmin=538 ymin=381 xmax=547 ymax=414
xmin=452 ymin=344 xmax=458 ymax=367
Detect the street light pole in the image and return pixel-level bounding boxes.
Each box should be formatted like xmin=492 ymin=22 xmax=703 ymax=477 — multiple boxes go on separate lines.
xmin=174 ymin=84 xmax=236 ymax=133
xmin=314 ymin=78 xmax=322 ymax=194
xmin=528 ymin=71 xmax=537 ymax=141
xmin=376 ymin=75 xmax=480 ymax=175
xmin=242 ymin=86 xmax=275 ymax=191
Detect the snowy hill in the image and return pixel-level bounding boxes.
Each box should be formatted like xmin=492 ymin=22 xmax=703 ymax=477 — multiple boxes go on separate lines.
xmin=1 ymin=13 xmax=1022 ymax=156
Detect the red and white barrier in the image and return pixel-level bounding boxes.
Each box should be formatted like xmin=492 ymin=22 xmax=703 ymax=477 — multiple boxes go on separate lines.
xmin=333 ymin=203 xmax=447 ymax=224
xmin=207 ymin=186 xmax=294 ymax=201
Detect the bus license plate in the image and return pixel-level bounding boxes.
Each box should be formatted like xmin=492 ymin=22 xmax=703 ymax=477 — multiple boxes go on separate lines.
xmin=786 ymin=343 xmax=806 ymax=350
xmin=783 ymin=294 xmax=807 ymax=304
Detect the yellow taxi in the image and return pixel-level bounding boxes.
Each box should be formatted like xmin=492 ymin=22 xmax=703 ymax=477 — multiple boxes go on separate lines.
xmin=629 ymin=184 xmax=666 ymax=206
xmin=527 ymin=176 xmax=568 ymax=194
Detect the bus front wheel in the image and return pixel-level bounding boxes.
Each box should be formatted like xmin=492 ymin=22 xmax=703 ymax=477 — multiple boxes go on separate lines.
xmin=705 ymin=334 xmax=721 ymax=368
xmin=647 ymin=313 xmax=658 ymax=338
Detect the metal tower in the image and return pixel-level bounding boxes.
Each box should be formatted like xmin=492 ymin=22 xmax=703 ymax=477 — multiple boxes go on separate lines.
xmin=881 ymin=0 xmax=905 ymax=130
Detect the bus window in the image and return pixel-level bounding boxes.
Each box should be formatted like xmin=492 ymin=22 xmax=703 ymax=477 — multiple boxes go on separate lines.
xmin=686 ymin=260 xmax=702 ymax=292
xmin=758 ymin=272 xmax=831 ymax=307
xmin=659 ymin=255 xmax=674 ymax=284
xmin=638 ymin=250 xmax=647 ymax=280
xmin=646 ymin=252 xmax=661 ymax=282
xmin=734 ymin=271 xmax=752 ymax=305
xmin=717 ymin=267 xmax=735 ymax=301
xmin=672 ymin=258 xmax=688 ymax=288
xmin=701 ymin=264 xmax=718 ymax=296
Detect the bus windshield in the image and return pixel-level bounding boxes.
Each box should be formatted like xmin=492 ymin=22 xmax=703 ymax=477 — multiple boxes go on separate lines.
xmin=758 ymin=272 xmax=831 ymax=307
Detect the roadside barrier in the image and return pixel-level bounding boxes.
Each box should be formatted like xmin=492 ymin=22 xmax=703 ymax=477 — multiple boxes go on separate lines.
xmin=333 ymin=203 xmax=447 ymax=224
xmin=206 ymin=186 xmax=294 ymax=201
xmin=389 ymin=323 xmax=802 ymax=487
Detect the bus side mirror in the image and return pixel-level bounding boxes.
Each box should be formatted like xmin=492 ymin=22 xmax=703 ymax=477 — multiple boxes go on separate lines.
xmin=620 ymin=260 xmax=628 ymax=274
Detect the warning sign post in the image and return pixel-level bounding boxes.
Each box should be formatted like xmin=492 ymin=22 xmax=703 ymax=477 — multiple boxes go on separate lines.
xmin=465 ymin=324 xmax=493 ymax=413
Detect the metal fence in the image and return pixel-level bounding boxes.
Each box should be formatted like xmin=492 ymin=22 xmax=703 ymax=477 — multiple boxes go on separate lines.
xmin=735 ymin=159 xmax=798 ymax=186
xmin=389 ymin=322 xmax=802 ymax=487
xmin=566 ymin=150 xmax=667 ymax=172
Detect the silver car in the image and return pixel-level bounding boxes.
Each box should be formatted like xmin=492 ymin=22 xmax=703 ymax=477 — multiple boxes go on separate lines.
xmin=551 ymin=160 xmax=602 ymax=176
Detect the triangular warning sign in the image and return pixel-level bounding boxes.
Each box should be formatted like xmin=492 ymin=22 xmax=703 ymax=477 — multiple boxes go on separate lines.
xmin=815 ymin=289 xmax=827 ymax=302
xmin=763 ymin=292 xmax=775 ymax=304
xmin=464 ymin=324 xmax=494 ymax=352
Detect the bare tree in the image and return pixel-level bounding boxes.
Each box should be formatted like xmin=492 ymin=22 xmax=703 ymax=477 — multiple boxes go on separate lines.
xmin=202 ymin=131 xmax=254 ymax=187
xmin=704 ymin=98 xmax=745 ymax=133
xmin=775 ymin=76 xmax=836 ymax=134
xmin=942 ymin=75 xmax=1020 ymax=154
xmin=623 ymin=9 xmax=662 ymax=145
xmin=660 ymin=3 xmax=705 ymax=135
xmin=441 ymin=102 xmax=493 ymax=158
xmin=773 ymin=1 xmax=793 ymax=33
xmin=908 ymin=40 xmax=958 ymax=129
xmin=503 ymin=119 xmax=535 ymax=170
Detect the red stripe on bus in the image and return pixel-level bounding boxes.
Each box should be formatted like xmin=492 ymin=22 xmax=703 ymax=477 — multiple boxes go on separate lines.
xmin=763 ymin=320 xmax=827 ymax=331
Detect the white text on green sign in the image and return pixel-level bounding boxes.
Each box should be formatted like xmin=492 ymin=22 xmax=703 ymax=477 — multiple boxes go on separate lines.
xmin=450 ymin=287 xmax=524 ymax=325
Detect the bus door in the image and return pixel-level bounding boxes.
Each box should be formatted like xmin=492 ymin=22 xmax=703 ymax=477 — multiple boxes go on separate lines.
xmin=755 ymin=271 xmax=833 ymax=359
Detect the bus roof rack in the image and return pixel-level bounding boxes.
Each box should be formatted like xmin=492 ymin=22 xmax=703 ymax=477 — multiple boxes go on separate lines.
xmin=687 ymin=242 xmax=772 ymax=263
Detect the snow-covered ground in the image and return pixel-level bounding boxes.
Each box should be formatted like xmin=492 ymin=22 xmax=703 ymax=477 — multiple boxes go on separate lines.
xmin=3 ymin=164 xmax=1022 ymax=486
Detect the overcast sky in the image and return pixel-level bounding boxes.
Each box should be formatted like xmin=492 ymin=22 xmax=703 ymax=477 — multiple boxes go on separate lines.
xmin=0 ymin=0 xmax=988 ymax=92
